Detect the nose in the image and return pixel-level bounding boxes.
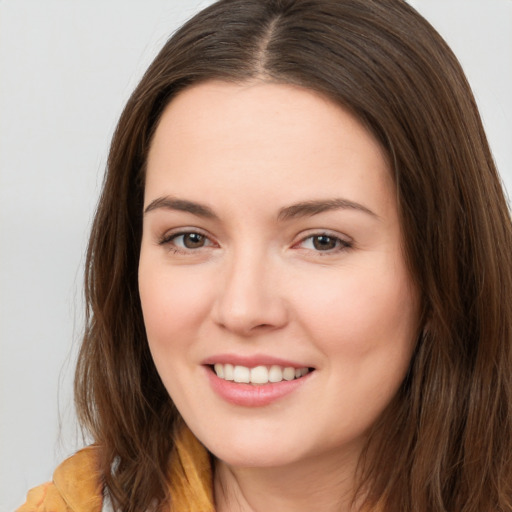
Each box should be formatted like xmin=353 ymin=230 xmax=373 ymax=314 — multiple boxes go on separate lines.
xmin=211 ymin=248 xmax=289 ymax=336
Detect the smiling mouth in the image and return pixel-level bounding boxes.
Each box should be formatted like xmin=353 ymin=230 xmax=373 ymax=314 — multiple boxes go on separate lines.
xmin=210 ymin=363 xmax=314 ymax=385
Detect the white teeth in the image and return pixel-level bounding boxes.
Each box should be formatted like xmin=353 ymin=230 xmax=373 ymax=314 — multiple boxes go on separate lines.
xmin=250 ymin=365 xmax=269 ymax=384
xmin=233 ymin=365 xmax=250 ymax=383
xmin=268 ymin=365 xmax=282 ymax=382
xmin=214 ymin=363 xmax=224 ymax=379
xmin=213 ymin=363 xmax=311 ymax=384
xmin=283 ymin=367 xmax=295 ymax=381
xmin=224 ymin=363 xmax=234 ymax=381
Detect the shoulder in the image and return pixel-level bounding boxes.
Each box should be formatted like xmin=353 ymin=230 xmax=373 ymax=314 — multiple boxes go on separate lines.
xmin=16 ymin=446 xmax=103 ymax=512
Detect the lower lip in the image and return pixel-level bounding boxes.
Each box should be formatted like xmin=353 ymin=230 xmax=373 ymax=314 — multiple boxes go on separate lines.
xmin=205 ymin=367 xmax=311 ymax=407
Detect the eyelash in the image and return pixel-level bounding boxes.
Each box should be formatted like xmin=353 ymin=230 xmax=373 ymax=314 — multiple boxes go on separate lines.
xmin=158 ymin=230 xmax=215 ymax=254
xmin=295 ymin=233 xmax=352 ymax=253
xmin=158 ymin=230 xmax=352 ymax=255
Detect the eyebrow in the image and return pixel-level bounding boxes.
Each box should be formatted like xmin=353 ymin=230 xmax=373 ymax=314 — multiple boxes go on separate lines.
xmin=277 ymin=198 xmax=378 ymax=221
xmin=144 ymin=196 xmax=217 ymax=219
xmin=144 ymin=195 xmax=378 ymax=221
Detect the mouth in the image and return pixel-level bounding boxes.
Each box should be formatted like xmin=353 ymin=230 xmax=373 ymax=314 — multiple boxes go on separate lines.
xmin=209 ymin=363 xmax=314 ymax=385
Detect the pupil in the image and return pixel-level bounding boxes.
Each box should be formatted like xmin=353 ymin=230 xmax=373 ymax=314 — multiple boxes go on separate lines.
xmin=313 ymin=235 xmax=336 ymax=251
xmin=184 ymin=233 xmax=204 ymax=248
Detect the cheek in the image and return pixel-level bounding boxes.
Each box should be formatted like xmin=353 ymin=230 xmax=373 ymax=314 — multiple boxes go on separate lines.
xmin=290 ymin=260 xmax=419 ymax=360
xmin=292 ymin=264 xmax=418 ymax=432
xmin=138 ymin=259 xmax=214 ymax=353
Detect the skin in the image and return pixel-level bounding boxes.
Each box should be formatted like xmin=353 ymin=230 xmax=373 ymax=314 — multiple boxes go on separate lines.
xmin=138 ymin=81 xmax=420 ymax=512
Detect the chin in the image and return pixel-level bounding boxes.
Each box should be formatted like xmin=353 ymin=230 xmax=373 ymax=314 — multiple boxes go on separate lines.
xmin=197 ymin=427 xmax=304 ymax=469
xmin=213 ymin=446 xmax=298 ymax=469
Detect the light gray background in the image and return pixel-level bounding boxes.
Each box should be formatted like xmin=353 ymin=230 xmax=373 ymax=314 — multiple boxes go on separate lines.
xmin=1 ymin=1 xmax=511 ymax=510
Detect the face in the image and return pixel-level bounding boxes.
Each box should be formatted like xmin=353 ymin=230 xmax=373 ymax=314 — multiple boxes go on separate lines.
xmin=139 ymin=81 xmax=420 ymax=470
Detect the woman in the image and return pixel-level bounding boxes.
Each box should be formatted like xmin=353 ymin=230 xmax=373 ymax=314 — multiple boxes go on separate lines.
xmin=18 ymin=0 xmax=512 ymax=511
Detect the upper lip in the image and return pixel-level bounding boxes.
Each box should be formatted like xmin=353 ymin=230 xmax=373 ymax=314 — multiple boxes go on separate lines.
xmin=201 ymin=353 xmax=313 ymax=369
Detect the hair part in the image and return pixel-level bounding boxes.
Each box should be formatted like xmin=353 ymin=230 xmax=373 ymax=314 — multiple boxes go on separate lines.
xmin=75 ymin=1 xmax=512 ymax=510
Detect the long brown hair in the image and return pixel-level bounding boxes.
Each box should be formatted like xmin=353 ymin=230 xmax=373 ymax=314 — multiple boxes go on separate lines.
xmin=75 ymin=1 xmax=512 ymax=510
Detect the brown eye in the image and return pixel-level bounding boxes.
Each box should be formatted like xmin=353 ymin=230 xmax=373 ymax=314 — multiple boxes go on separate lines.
xmin=161 ymin=232 xmax=212 ymax=251
xmin=297 ymin=233 xmax=352 ymax=253
xmin=181 ymin=233 xmax=206 ymax=249
xmin=312 ymin=235 xmax=338 ymax=251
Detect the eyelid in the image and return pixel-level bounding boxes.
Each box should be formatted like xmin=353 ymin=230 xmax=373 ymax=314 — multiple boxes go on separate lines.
xmin=156 ymin=227 xmax=352 ymax=254
xmin=158 ymin=227 xmax=218 ymax=251
xmin=293 ymin=230 xmax=353 ymax=253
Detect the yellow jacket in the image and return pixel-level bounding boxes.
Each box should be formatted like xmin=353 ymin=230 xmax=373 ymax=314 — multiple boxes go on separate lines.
xmin=17 ymin=427 xmax=215 ymax=512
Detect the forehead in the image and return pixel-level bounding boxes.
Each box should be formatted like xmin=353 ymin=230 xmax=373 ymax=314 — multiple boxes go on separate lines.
xmin=145 ymin=80 xmax=394 ymax=220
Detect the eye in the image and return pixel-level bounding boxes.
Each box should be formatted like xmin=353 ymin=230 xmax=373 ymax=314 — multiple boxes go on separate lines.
xmin=174 ymin=232 xmax=207 ymax=249
xmin=159 ymin=230 xmax=215 ymax=252
xmin=298 ymin=233 xmax=351 ymax=252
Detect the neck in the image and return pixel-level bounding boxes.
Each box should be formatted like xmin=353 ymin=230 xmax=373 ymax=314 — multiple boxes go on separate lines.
xmin=213 ymin=447 xmax=365 ymax=512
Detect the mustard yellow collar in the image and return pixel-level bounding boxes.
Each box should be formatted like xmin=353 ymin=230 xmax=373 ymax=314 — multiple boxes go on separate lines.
xmin=52 ymin=426 xmax=214 ymax=512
